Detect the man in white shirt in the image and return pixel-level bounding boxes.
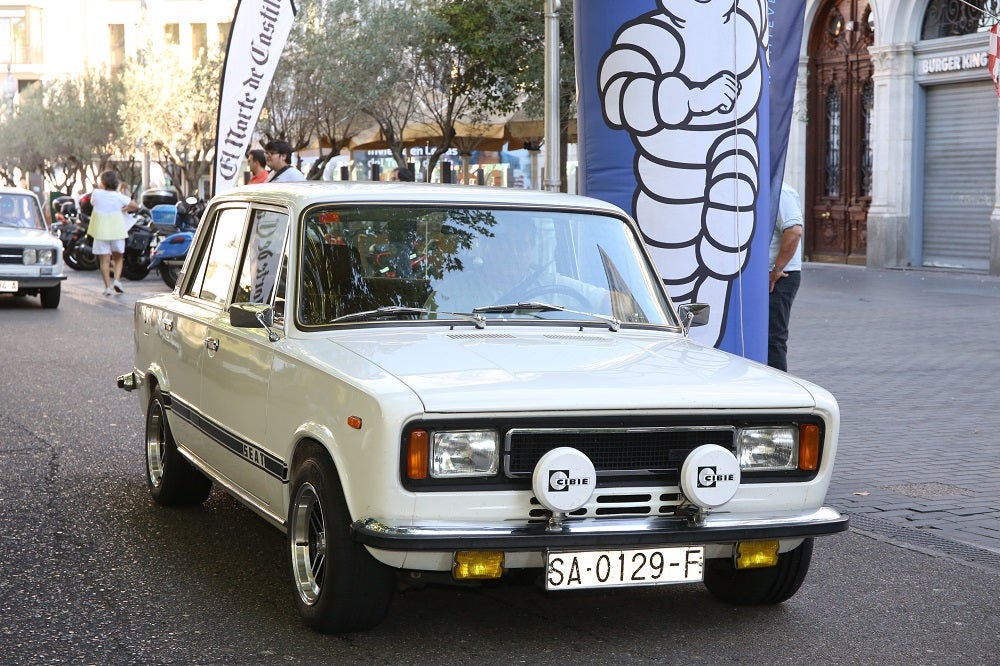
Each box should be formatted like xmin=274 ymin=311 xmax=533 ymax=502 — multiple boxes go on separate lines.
xmin=264 ymin=140 xmax=306 ymax=183
xmin=768 ymin=182 xmax=804 ymax=371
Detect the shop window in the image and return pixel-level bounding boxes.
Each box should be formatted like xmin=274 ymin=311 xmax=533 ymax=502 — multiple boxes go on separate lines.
xmin=921 ymin=0 xmax=1000 ymax=39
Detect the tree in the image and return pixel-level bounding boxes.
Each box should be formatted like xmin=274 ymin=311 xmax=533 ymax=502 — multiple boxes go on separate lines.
xmin=119 ymin=42 xmax=222 ymax=195
xmin=261 ymin=0 xmax=373 ymax=178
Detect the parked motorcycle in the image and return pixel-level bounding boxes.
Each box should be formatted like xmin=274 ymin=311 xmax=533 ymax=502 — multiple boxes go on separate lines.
xmin=148 ymin=196 xmax=204 ymax=289
xmin=121 ymin=207 xmax=156 ymax=280
xmin=62 ymin=193 xmax=98 ymax=271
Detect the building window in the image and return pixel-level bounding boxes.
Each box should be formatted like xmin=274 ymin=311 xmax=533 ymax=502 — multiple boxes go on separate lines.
xmin=0 ymin=7 xmax=42 ymax=65
xmin=164 ymin=23 xmax=180 ymax=46
xmin=921 ymin=0 xmax=1000 ymax=39
xmin=825 ymin=85 xmax=842 ymax=197
xmin=192 ymin=23 xmax=207 ymax=60
xmin=109 ymin=24 xmax=126 ymax=72
xmin=218 ymin=22 xmax=232 ymax=48
xmin=860 ymin=80 xmax=874 ymax=198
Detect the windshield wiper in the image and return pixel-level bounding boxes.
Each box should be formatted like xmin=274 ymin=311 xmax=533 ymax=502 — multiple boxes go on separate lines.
xmin=473 ymin=302 xmax=621 ymax=332
xmin=332 ymin=306 xmax=485 ymax=328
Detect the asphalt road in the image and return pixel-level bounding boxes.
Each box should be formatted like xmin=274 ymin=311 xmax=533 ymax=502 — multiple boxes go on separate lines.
xmin=1 ymin=266 xmax=998 ymax=665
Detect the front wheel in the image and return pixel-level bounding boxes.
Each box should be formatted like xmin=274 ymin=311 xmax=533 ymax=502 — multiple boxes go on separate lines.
xmin=703 ymin=538 xmax=813 ymax=605
xmin=288 ymin=449 xmax=394 ymax=633
xmin=145 ymin=386 xmax=212 ymax=506
xmin=40 ymin=284 xmax=60 ymax=309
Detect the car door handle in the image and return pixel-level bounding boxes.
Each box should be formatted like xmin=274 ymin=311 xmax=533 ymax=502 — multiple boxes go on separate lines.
xmin=205 ymin=337 xmax=219 ymax=352
xmin=161 ymin=319 xmax=174 ymax=332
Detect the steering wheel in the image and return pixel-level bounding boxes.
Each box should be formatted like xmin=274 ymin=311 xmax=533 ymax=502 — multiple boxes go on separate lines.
xmin=515 ymin=283 xmax=592 ymax=310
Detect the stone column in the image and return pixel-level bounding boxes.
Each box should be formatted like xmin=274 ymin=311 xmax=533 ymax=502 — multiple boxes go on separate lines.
xmin=866 ymin=42 xmax=916 ymax=269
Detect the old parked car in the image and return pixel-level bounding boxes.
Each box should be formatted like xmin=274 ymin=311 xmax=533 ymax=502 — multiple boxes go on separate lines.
xmin=0 ymin=187 xmax=65 ymax=308
xmin=118 ymin=181 xmax=847 ymax=633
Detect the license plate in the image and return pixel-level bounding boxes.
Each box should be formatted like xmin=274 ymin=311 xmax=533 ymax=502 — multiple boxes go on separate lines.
xmin=0 ymin=280 xmax=17 ymax=292
xmin=546 ymin=546 xmax=704 ymax=590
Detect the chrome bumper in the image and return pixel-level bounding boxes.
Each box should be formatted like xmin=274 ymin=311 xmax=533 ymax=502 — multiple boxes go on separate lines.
xmin=351 ymin=507 xmax=848 ymax=551
xmin=116 ymin=370 xmax=140 ymax=392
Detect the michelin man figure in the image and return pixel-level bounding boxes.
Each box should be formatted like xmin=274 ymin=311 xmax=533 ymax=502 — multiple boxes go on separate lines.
xmin=598 ymin=0 xmax=767 ymax=347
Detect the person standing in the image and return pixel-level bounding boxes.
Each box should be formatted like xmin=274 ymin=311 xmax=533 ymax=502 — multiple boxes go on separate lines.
xmin=88 ymin=170 xmax=139 ymax=296
xmin=247 ymin=149 xmax=269 ymax=184
xmin=768 ymin=182 xmax=804 ymax=371
xmin=389 ymin=166 xmax=414 ymax=181
xmin=263 ymin=140 xmax=306 ymax=183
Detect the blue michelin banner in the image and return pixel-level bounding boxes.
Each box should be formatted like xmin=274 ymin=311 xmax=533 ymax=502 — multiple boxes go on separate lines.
xmin=575 ymin=0 xmax=806 ymax=360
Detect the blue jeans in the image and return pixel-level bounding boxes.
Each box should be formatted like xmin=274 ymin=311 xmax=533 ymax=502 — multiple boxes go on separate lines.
xmin=768 ymin=271 xmax=800 ymax=371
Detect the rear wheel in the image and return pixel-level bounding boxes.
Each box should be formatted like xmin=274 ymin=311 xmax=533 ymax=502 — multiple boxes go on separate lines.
xmin=145 ymin=386 xmax=212 ymax=506
xmin=122 ymin=251 xmax=150 ymax=280
xmin=159 ymin=263 xmax=181 ymax=289
xmin=703 ymin=538 xmax=814 ymax=605
xmin=40 ymin=284 xmax=60 ymax=309
xmin=288 ymin=448 xmax=394 ymax=633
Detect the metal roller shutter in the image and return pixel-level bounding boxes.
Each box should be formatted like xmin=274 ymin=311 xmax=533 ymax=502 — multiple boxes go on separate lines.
xmin=922 ymin=81 xmax=997 ymax=271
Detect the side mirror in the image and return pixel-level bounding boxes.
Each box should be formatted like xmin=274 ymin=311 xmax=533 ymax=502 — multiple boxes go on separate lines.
xmin=230 ymin=302 xmax=279 ymax=341
xmin=677 ymin=303 xmax=710 ymax=334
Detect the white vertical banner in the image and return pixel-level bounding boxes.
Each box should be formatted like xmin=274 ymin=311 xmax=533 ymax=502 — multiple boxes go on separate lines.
xmin=213 ymin=0 xmax=298 ymax=196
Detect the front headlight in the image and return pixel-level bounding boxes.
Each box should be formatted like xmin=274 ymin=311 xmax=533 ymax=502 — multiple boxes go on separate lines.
xmin=22 ymin=249 xmax=37 ymax=264
xmin=430 ymin=430 xmax=499 ymax=478
xmin=737 ymin=426 xmax=799 ymax=471
xmin=38 ymin=248 xmax=55 ymax=264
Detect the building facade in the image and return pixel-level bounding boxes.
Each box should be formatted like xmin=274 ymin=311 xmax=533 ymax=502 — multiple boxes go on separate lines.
xmin=3 ymin=1 xmax=235 ymax=92
xmin=785 ymin=0 xmax=1000 ymax=275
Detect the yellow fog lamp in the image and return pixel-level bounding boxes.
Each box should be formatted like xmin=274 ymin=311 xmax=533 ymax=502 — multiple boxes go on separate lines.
xmin=453 ymin=551 xmax=504 ymax=580
xmin=735 ymin=540 xmax=779 ymax=569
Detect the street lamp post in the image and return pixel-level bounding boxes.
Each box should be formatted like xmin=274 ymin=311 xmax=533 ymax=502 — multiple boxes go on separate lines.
xmin=543 ymin=0 xmax=561 ymax=192
xmin=3 ymin=63 xmax=18 ymax=116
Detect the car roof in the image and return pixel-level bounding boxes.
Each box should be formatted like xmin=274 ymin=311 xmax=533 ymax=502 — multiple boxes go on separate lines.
xmin=210 ymin=181 xmax=628 ymax=216
xmin=0 ymin=186 xmax=41 ymax=199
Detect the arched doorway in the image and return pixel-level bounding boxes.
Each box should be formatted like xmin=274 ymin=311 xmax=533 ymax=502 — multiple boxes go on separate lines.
xmin=805 ymin=1 xmax=874 ymax=265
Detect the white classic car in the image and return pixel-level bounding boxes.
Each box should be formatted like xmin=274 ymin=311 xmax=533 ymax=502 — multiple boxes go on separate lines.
xmin=0 ymin=187 xmax=64 ymax=308
xmin=118 ymin=181 xmax=846 ymax=633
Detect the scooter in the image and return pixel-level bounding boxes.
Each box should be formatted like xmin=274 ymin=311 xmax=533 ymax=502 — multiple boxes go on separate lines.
xmin=148 ymin=196 xmax=204 ymax=289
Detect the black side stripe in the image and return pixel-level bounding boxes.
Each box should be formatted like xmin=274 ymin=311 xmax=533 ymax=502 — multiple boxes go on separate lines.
xmin=166 ymin=392 xmax=289 ymax=482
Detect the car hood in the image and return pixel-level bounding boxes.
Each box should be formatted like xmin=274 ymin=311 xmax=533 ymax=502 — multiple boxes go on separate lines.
xmin=327 ymin=327 xmax=823 ymax=413
xmin=0 ymin=226 xmax=59 ymax=247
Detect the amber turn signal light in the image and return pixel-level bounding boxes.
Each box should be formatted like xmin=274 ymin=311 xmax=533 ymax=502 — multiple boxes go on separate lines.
xmin=407 ymin=430 xmax=429 ymax=479
xmin=799 ymin=424 xmax=820 ymax=471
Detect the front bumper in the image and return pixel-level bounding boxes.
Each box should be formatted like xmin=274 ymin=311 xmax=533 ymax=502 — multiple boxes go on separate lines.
xmin=351 ymin=506 xmax=848 ymax=551
xmin=1 ymin=275 xmax=66 ymax=288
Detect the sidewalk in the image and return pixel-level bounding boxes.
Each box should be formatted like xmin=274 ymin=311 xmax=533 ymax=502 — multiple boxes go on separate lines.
xmin=789 ymin=263 xmax=1000 ymax=566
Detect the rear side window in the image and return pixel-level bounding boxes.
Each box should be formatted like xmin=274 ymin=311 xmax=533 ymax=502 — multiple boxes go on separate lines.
xmin=185 ymin=207 xmax=247 ymax=305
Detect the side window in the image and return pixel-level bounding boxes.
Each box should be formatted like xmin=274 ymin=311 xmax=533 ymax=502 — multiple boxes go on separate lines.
xmin=233 ymin=208 xmax=290 ymax=306
xmin=184 ymin=207 xmax=247 ymax=305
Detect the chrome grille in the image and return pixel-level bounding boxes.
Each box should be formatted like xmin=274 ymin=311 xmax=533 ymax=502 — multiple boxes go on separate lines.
xmin=0 ymin=247 xmax=24 ymax=264
xmin=505 ymin=426 xmax=735 ymax=483
xmin=527 ymin=489 xmax=684 ymax=520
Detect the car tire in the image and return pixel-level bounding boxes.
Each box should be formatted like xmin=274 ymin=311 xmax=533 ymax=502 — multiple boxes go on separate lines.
xmin=702 ymin=538 xmax=813 ymax=605
xmin=288 ymin=448 xmax=394 ymax=633
xmin=145 ymin=386 xmax=212 ymax=506
xmin=40 ymin=284 xmax=60 ymax=309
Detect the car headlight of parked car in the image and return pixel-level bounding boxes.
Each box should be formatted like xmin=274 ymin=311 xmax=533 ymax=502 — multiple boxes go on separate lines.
xmin=23 ymin=248 xmax=56 ymax=265
xmin=428 ymin=429 xmax=500 ymax=478
xmin=737 ymin=425 xmax=819 ymax=472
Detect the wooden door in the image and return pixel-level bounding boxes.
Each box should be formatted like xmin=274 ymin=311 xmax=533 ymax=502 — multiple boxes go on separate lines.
xmin=806 ymin=1 xmax=874 ymax=264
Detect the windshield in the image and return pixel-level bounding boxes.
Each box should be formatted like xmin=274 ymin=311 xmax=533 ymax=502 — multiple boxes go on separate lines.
xmin=0 ymin=194 xmax=46 ymax=230
xmin=296 ymin=204 xmax=678 ymax=329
